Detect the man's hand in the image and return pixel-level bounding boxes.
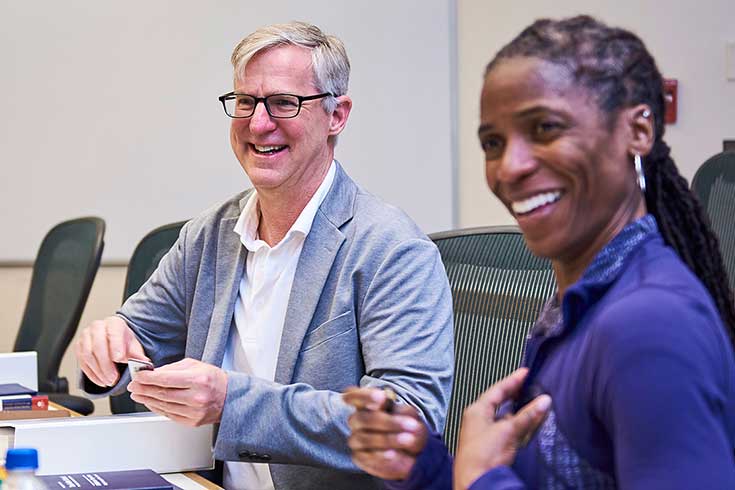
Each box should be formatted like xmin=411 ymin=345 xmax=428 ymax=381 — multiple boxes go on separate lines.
xmin=453 ymin=368 xmax=552 ymax=490
xmin=128 ymin=358 xmax=227 ymax=427
xmin=343 ymin=387 xmax=428 ymax=481
xmin=75 ymin=316 xmax=148 ymax=387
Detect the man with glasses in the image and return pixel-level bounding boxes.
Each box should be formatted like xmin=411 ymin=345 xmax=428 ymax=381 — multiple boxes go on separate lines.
xmin=76 ymin=21 xmax=453 ymax=490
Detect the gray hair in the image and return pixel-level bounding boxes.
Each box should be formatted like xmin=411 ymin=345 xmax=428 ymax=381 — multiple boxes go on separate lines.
xmin=231 ymin=21 xmax=350 ymax=113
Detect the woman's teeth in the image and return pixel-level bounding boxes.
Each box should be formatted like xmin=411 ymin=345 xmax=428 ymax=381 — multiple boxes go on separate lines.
xmin=512 ymin=191 xmax=562 ymax=215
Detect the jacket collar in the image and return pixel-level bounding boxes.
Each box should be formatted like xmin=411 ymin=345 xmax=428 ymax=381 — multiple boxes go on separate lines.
xmin=562 ymin=214 xmax=659 ymax=331
xmin=274 ymin=161 xmax=357 ymax=383
xmin=533 ymin=214 xmax=660 ymax=338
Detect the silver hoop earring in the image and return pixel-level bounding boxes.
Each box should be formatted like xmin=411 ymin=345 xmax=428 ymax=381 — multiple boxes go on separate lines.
xmin=642 ymin=109 xmax=651 ymax=118
xmin=634 ymin=154 xmax=646 ymax=193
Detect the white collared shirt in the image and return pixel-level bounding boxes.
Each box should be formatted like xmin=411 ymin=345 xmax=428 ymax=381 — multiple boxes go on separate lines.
xmin=221 ymin=161 xmax=336 ymax=490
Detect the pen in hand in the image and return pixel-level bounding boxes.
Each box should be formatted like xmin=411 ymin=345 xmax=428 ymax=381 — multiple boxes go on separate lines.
xmin=383 ymin=387 xmax=397 ymax=413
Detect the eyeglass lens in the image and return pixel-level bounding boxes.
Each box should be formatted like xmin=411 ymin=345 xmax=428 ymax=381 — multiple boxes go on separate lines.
xmin=225 ymin=94 xmax=301 ymax=118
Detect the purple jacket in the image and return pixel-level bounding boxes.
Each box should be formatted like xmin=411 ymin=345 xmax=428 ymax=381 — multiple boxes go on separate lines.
xmin=387 ymin=220 xmax=735 ymax=489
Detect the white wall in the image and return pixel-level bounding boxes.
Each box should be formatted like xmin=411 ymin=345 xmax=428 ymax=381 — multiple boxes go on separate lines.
xmin=0 ymin=0 xmax=456 ymax=262
xmin=457 ymin=0 xmax=735 ymax=227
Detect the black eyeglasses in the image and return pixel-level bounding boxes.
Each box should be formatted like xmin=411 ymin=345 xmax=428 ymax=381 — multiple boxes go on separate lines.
xmin=218 ymin=92 xmax=333 ymax=119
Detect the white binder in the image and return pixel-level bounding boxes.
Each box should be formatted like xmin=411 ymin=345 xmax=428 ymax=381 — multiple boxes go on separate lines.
xmin=0 ymin=412 xmax=214 ymax=475
xmin=0 ymin=352 xmax=38 ymax=392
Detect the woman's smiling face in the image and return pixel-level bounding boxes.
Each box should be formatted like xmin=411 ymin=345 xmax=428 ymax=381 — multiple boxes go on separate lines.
xmin=479 ymin=57 xmax=645 ymax=277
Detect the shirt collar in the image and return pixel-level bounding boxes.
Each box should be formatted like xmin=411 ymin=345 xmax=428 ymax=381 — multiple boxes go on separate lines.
xmin=233 ymin=160 xmax=336 ymax=251
xmin=578 ymin=213 xmax=658 ymax=285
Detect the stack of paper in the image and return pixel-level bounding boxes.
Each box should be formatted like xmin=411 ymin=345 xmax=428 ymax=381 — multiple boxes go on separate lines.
xmin=0 ymin=383 xmax=69 ymax=421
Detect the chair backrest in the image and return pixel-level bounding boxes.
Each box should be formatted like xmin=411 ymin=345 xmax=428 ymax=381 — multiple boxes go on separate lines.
xmin=430 ymin=226 xmax=556 ymax=454
xmin=110 ymin=220 xmax=186 ymax=414
xmin=122 ymin=221 xmax=188 ymax=302
xmin=14 ymin=217 xmax=105 ymax=393
xmin=691 ymin=151 xmax=735 ymax=292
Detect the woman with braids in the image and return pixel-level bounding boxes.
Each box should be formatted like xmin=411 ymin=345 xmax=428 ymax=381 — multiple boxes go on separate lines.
xmin=343 ymin=15 xmax=735 ymax=490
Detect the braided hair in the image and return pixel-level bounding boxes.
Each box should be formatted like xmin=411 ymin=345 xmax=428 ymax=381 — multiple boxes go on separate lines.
xmin=485 ymin=15 xmax=735 ymax=348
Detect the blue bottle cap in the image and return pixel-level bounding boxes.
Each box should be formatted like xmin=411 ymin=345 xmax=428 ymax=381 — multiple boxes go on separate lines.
xmin=4 ymin=448 xmax=39 ymax=470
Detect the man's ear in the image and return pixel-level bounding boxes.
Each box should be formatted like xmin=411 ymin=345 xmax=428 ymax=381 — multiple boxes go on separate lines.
xmin=627 ymin=104 xmax=655 ymax=158
xmin=328 ymin=95 xmax=352 ymax=137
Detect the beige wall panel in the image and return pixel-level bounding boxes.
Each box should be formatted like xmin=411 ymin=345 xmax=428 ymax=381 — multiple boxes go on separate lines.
xmin=458 ymin=0 xmax=735 ymax=227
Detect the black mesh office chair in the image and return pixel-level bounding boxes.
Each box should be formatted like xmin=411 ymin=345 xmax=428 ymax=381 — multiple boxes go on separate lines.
xmin=430 ymin=226 xmax=556 ymax=454
xmin=109 ymin=220 xmax=187 ymax=414
xmin=691 ymin=151 xmax=735 ymax=292
xmin=14 ymin=217 xmax=105 ymax=415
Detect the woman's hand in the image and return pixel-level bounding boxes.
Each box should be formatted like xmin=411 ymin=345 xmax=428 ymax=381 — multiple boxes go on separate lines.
xmin=454 ymin=368 xmax=552 ymax=490
xmin=343 ymin=387 xmax=428 ymax=480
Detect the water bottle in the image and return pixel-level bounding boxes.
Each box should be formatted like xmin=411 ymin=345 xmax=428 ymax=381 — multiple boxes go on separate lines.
xmin=3 ymin=449 xmax=46 ymax=490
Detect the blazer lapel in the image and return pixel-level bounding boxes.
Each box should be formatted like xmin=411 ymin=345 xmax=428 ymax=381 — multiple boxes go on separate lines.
xmin=201 ymin=195 xmax=250 ymax=366
xmin=274 ymin=162 xmax=356 ymax=384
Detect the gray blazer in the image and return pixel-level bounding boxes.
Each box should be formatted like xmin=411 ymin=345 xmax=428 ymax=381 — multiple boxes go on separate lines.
xmin=114 ymin=163 xmax=454 ymax=489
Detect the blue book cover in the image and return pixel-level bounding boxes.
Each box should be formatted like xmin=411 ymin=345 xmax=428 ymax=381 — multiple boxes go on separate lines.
xmin=0 ymin=395 xmax=32 ymax=410
xmin=38 ymin=469 xmax=179 ymax=490
xmin=0 ymin=383 xmax=36 ymax=397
